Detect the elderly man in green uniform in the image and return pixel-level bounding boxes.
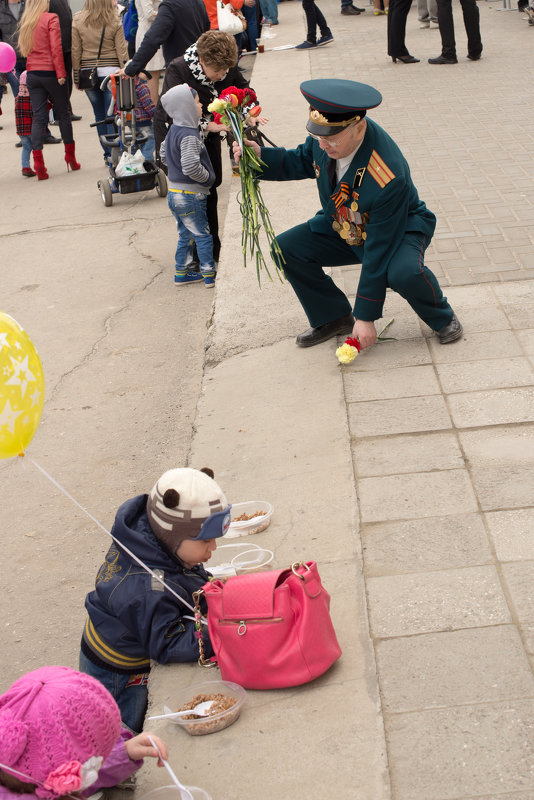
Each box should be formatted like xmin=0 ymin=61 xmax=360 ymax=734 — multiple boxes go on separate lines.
xmin=235 ymin=78 xmax=462 ymax=350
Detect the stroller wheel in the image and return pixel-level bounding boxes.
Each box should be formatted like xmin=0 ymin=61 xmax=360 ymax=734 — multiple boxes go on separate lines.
xmin=155 ymin=169 xmax=168 ymax=197
xmin=98 ymin=179 xmax=113 ymax=207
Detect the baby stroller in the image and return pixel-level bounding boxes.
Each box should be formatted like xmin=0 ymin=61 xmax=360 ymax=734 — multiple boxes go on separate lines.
xmin=91 ymin=74 xmax=167 ymax=207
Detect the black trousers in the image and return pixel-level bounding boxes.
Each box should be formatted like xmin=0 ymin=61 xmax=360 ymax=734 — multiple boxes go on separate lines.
xmin=436 ymin=0 xmax=482 ymax=59
xmin=387 ymin=0 xmax=413 ymax=58
xmin=302 ymin=0 xmax=331 ymax=42
xmin=26 ymin=72 xmax=73 ymax=150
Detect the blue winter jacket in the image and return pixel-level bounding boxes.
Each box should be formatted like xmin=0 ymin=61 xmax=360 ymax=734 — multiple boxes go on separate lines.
xmin=81 ymin=494 xmax=212 ymax=674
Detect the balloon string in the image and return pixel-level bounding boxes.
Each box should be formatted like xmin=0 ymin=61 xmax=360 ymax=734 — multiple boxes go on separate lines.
xmin=29 ymin=460 xmax=203 ymax=620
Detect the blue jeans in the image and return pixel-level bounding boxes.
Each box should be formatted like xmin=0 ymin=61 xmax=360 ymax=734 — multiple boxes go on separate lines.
xmin=167 ymin=190 xmax=215 ymax=275
xmin=259 ymin=0 xmax=278 ymax=23
xmin=137 ymin=123 xmax=155 ymax=162
xmin=242 ymin=2 xmax=259 ymax=50
xmin=79 ymin=650 xmax=149 ymax=734
xmin=85 ymin=86 xmax=114 ymax=155
xmin=20 ymin=135 xmax=32 ymax=169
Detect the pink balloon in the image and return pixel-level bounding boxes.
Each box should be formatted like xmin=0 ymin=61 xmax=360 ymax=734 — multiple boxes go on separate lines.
xmin=0 ymin=42 xmax=16 ymax=73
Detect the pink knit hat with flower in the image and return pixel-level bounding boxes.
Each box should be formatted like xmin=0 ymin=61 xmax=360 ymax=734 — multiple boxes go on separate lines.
xmin=0 ymin=666 xmax=121 ymax=799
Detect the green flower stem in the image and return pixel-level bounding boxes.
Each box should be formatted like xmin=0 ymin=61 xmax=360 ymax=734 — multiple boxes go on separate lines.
xmin=226 ymin=109 xmax=285 ymax=285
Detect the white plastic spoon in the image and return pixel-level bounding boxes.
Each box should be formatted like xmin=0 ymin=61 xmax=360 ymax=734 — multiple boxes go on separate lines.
xmin=147 ymin=700 xmax=215 ymax=721
xmin=147 ymin=735 xmax=194 ymax=800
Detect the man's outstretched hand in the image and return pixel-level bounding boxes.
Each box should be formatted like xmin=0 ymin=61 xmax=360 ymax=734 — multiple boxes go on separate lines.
xmin=352 ymin=319 xmax=377 ymax=349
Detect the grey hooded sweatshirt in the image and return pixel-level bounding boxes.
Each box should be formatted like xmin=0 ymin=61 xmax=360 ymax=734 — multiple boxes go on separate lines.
xmin=160 ymin=84 xmax=215 ymax=195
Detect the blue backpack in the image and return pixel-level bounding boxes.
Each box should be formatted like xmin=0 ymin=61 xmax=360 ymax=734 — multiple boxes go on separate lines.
xmin=122 ymin=0 xmax=138 ymax=42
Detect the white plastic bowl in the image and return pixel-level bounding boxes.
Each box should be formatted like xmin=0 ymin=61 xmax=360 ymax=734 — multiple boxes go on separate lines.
xmin=162 ymin=680 xmax=246 ymax=736
xmin=225 ymin=500 xmax=274 ymax=538
xmin=141 ymin=786 xmax=211 ymax=800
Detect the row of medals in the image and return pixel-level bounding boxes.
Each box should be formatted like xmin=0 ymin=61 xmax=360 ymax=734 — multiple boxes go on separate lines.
xmin=332 ymin=199 xmax=369 ymax=246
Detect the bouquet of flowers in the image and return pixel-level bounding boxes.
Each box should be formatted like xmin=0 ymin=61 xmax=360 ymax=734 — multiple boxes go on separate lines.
xmin=208 ymin=86 xmax=285 ymax=284
xmin=336 ymin=336 xmax=361 ymax=364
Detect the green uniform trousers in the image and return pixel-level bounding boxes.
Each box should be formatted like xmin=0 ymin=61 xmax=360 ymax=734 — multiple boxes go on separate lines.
xmin=276 ymin=223 xmax=454 ymax=332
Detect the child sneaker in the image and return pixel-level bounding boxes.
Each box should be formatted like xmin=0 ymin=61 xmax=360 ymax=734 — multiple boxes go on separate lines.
xmin=174 ymin=270 xmax=204 ymax=286
xmin=203 ymin=274 xmax=216 ymax=288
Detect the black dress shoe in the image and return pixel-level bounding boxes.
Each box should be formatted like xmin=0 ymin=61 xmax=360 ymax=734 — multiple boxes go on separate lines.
xmin=392 ymin=54 xmax=420 ymax=63
xmin=428 ymin=54 xmax=458 ymax=64
xmin=296 ymin=313 xmax=355 ymax=348
xmin=341 ymin=5 xmax=361 ymax=14
xmin=70 ymin=113 xmax=82 ymax=121
xmin=437 ymin=314 xmax=463 ymax=344
xmin=467 ymin=52 xmax=481 ymax=60
xmin=44 ymin=134 xmax=62 ymax=144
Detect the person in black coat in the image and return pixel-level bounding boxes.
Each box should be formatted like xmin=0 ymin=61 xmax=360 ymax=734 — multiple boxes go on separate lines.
xmin=154 ymin=31 xmax=249 ymax=263
xmin=49 ymin=0 xmax=81 ymax=119
xmin=123 ymin=0 xmax=209 ymax=76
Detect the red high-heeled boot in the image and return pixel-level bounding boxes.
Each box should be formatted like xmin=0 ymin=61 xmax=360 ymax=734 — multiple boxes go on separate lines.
xmin=32 ymin=149 xmax=49 ymax=180
xmin=64 ymin=141 xmax=81 ymax=171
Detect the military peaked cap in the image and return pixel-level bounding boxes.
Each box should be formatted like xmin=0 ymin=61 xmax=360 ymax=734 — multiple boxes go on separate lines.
xmin=300 ymin=79 xmax=382 ymax=136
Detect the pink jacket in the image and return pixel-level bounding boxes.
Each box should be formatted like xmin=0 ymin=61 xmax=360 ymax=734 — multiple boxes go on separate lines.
xmin=26 ymin=12 xmax=66 ymax=77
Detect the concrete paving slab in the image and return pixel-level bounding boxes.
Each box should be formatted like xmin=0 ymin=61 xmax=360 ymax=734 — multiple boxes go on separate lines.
xmin=436 ymin=357 xmax=534 ymax=393
xmin=427 ymin=329 xmax=523 ymax=362
xmin=486 ymin=509 xmax=534 ymax=561
xmin=361 ymin=514 xmax=492 ymax=576
xmin=359 ymin=469 xmax=477 ymax=523
xmin=447 ymin=386 xmax=534 ymax=427
xmin=459 ymin=426 xmax=534 ymax=510
xmin=367 ymin=566 xmax=511 ymax=638
xmin=386 ymin=701 xmax=534 ymax=800
xmin=344 ymin=364 xmax=440 ymax=402
xmin=501 ymin=563 xmax=534 ymax=623
xmin=376 ymin=626 xmax=534 ymax=712
xmin=348 ymin=394 xmax=451 ymax=438
xmin=353 ymin=431 xmax=463 ymax=477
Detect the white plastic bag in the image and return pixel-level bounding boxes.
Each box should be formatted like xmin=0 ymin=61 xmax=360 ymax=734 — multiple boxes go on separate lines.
xmin=217 ymin=0 xmax=244 ymax=34
xmin=115 ymin=149 xmax=146 ymax=178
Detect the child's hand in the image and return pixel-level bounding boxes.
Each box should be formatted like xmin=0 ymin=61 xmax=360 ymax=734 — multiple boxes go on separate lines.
xmin=124 ymin=732 xmax=169 ymax=765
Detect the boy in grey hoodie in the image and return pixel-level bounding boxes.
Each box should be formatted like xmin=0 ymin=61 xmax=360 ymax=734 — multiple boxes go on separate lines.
xmin=160 ymin=84 xmax=216 ymax=287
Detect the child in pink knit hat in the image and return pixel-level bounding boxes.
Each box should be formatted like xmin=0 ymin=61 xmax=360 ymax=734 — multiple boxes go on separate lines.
xmin=0 ymin=666 xmax=168 ymax=800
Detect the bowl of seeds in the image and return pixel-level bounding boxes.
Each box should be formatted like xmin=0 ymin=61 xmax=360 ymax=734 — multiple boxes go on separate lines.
xmin=162 ymin=680 xmax=246 ymax=735
xmin=224 ymin=501 xmax=274 ymax=538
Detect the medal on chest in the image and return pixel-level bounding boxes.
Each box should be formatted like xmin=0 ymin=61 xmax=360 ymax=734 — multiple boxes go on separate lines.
xmin=331 ymin=167 xmax=368 ymax=246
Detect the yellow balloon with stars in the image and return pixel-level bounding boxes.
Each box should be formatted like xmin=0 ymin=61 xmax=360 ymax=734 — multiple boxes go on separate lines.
xmin=0 ymin=312 xmax=45 ymax=459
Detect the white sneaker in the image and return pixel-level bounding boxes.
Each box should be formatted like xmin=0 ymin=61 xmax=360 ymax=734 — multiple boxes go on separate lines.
xmin=419 ymin=20 xmax=430 ymax=27
xmin=429 ymin=20 xmax=439 ymax=27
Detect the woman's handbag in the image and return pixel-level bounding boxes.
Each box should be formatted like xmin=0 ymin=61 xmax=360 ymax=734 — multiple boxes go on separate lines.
xmin=78 ymin=26 xmax=106 ymax=90
xmin=195 ymin=561 xmax=342 ymax=689
xmin=216 ymin=0 xmax=246 ymax=34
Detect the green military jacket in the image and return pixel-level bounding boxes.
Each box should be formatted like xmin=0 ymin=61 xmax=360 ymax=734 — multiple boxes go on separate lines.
xmin=258 ymin=118 xmax=436 ymax=321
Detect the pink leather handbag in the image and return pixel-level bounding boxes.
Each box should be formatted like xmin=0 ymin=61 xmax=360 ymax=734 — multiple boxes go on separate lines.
xmin=197 ymin=561 xmax=342 ymax=689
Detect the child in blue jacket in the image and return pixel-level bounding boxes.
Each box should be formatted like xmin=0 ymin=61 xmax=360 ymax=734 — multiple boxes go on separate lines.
xmin=79 ymin=467 xmax=231 ymax=733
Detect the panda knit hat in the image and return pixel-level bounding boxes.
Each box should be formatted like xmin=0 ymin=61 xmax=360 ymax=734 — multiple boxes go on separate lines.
xmin=146 ymin=467 xmax=230 ymax=553
xmin=0 ymin=666 xmax=121 ymax=798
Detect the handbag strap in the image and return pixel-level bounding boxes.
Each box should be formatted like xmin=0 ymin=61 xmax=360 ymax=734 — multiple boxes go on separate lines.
xmin=193 ymin=589 xmax=217 ymax=668
xmin=95 ymin=26 xmax=106 ymax=64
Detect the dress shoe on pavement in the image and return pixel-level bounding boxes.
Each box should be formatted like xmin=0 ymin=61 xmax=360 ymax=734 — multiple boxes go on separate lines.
xmin=428 ymin=54 xmax=458 ymax=64
xmin=467 ymin=51 xmax=481 ymax=60
xmin=437 ymin=314 xmax=463 ymax=344
xmin=341 ymin=5 xmax=361 ymax=14
xmin=296 ymin=313 xmax=355 ymax=347
xmin=70 ymin=113 xmax=82 ymax=120
xmin=44 ymin=134 xmax=62 ymax=144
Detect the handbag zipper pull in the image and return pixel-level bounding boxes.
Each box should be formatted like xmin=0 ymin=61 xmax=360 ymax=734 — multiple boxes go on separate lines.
xmin=237 ymin=621 xmax=247 ymax=635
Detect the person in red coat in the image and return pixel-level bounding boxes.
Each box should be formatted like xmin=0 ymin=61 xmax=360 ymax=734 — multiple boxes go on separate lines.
xmin=17 ymin=0 xmax=81 ymax=178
